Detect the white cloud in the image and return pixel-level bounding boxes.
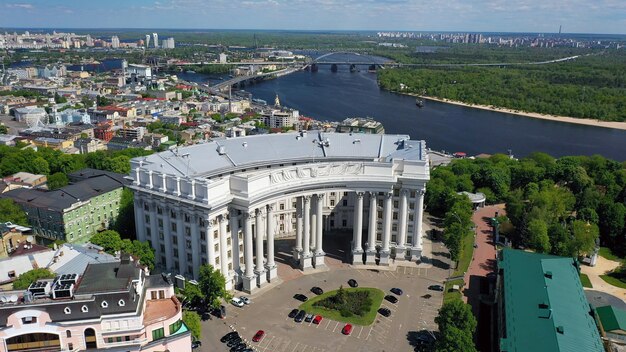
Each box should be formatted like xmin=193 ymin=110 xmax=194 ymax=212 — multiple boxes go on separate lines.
xmin=6 ymin=3 xmax=34 ymax=9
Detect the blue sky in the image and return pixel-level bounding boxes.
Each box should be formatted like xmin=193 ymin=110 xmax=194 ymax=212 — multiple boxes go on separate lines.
xmin=1 ymin=0 xmax=625 ymax=34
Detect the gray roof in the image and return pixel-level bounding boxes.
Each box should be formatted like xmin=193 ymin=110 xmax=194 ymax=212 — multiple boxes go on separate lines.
xmin=1 ymin=173 xmax=126 ymax=211
xmin=138 ymin=132 xmax=426 ymax=178
xmin=75 ymin=261 xmax=141 ymax=294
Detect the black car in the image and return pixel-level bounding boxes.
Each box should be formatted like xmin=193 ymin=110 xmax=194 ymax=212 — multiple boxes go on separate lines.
xmin=227 ymin=337 xmax=242 ymax=347
xmin=311 ymin=286 xmax=324 ymax=295
xmin=348 ymin=279 xmax=358 ymax=288
xmin=390 ymin=287 xmax=403 ymax=296
xmin=192 ymin=340 xmax=202 ymax=349
xmin=428 ymin=284 xmax=444 ymax=292
xmin=294 ymin=293 xmax=308 ymax=302
xmin=295 ymin=310 xmax=306 ymax=322
xmin=231 ymin=342 xmax=247 ymax=352
xmin=221 ymin=332 xmax=239 ymax=343
xmin=378 ymin=307 xmax=391 ymax=317
xmin=288 ymin=308 xmax=299 ymax=318
xmin=385 ymin=295 xmax=398 ymax=304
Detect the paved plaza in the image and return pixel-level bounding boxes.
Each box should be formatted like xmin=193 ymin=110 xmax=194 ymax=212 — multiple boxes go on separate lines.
xmin=198 ymin=230 xmax=450 ymax=352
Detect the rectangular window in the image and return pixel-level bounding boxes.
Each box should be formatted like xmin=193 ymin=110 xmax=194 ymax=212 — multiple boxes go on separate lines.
xmin=68 ymin=343 xmax=73 ymax=350
xmin=184 ymin=214 xmax=191 ymax=223
xmin=169 ymin=320 xmax=183 ymax=334
xmin=342 ymin=220 xmax=347 ymax=227
xmin=393 ymin=213 xmax=398 ymax=220
xmin=145 ymin=215 xmax=150 ymax=223
xmin=201 ymin=246 xmax=206 ymax=253
xmin=227 ymin=250 xmax=232 ymax=258
xmin=185 ymin=227 xmax=191 ymax=236
xmin=215 ymin=257 xmax=220 ymax=265
xmin=214 ymin=244 xmax=219 ymax=252
xmin=160 ymin=244 xmax=165 ymax=253
xmin=172 ymin=236 xmax=178 ymax=244
xmin=186 ymin=240 xmax=192 ymax=249
xmin=228 ymin=263 xmax=233 ymax=270
xmin=214 ymin=230 xmax=218 ymax=239
xmin=227 ymin=237 xmax=231 ymax=246
xmin=279 ymin=214 xmax=285 ymax=221
xmin=393 ymin=201 xmax=398 ymax=208
xmin=171 ymin=210 xmax=177 ymax=219
xmin=157 ymin=207 xmax=162 ymax=215
xmin=409 ymin=202 xmax=415 ymax=210
xmin=158 ymin=219 xmax=163 ymax=228
xmin=171 ymin=223 xmax=177 ymax=232
xmin=279 ymin=203 xmax=285 ymax=210
xmin=187 ymin=253 xmax=192 ymax=261
xmin=151 ymin=291 xmax=157 ymax=300
xmin=159 ymin=232 xmax=164 ymax=240
xmin=330 ymin=200 xmax=335 ymax=206
xmin=159 ymin=290 xmax=165 ymax=299
xmin=152 ymin=328 xmax=165 ymax=341
xmin=200 ymin=231 xmax=206 ymax=240
xmin=343 ymin=199 xmax=348 ymax=206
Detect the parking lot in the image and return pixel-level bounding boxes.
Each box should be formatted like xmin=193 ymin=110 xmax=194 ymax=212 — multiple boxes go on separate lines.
xmin=200 ymin=261 xmax=447 ymax=352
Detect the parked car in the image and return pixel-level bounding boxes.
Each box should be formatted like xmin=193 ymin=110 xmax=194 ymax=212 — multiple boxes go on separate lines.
xmin=390 ymin=287 xmax=403 ymax=295
xmin=305 ymin=313 xmax=314 ymax=322
xmin=231 ymin=297 xmax=244 ymax=307
xmin=342 ymin=323 xmax=353 ymax=335
xmin=295 ymin=310 xmax=306 ymax=322
xmin=252 ymin=330 xmax=265 ymax=342
xmin=385 ymin=295 xmax=398 ymax=304
xmin=240 ymin=296 xmax=251 ymax=305
xmin=288 ymin=308 xmax=299 ymax=318
xmin=221 ymin=332 xmax=240 ymax=343
xmin=428 ymin=284 xmax=444 ymax=292
xmin=294 ymin=293 xmax=308 ymax=302
xmin=313 ymin=315 xmax=323 ymax=324
xmin=378 ymin=307 xmax=391 ymax=317
xmin=192 ymin=340 xmax=202 ymax=349
xmin=348 ymin=279 xmax=358 ymax=288
xmin=311 ymin=286 xmax=324 ymax=295
xmin=227 ymin=337 xmax=242 ymax=347
xmin=231 ymin=343 xmax=247 ymax=352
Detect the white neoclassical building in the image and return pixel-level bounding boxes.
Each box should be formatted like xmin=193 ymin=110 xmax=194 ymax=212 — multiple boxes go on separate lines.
xmin=129 ymin=132 xmax=429 ymax=292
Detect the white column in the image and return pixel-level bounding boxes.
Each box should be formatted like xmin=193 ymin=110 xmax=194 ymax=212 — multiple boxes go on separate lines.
xmin=177 ymin=211 xmax=187 ymax=274
xmin=162 ymin=206 xmax=173 ymax=271
xmin=294 ymin=197 xmax=303 ymax=261
xmin=148 ymin=170 xmax=153 ymax=189
xmin=229 ymin=209 xmax=241 ymax=277
xmin=219 ymin=214 xmax=229 ymax=276
xmin=242 ymin=211 xmax=256 ymax=293
xmin=161 ymin=173 xmax=167 ymax=192
xmin=397 ymin=189 xmax=409 ymax=250
xmin=380 ymin=192 xmax=392 ymax=265
xmin=175 ymin=177 xmax=181 ymax=196
xmin=315 ymin=194 xmax=324 ymax=255
xmin=352 ymin=192 xmax=364 ymax=252
xmin=148 ymin=201 xmax=159 ymax=258
xmin=310 ymin=196 xmax=317 ymax=250
xmin=300 ymin=195 xmax=313 ymax=269
xmin=266 ymin=204 xmax=278 ymax=281
xmin=366 ymin=192 xmax=377 ymax=264
xmin=134 ymin=195 xmax=146 ymax=242
xmin=255 ymin=208 xmax=266 ymax=287
xmin=205 ymin=218 xmax=215 ymax=268
xmin=191 ymin=214 xmax=201 ymax=279
xmin=412 ymin=189 xmax=425 ymax=261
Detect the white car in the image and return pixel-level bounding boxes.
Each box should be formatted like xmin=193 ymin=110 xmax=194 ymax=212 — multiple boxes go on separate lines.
xmin=240 ymin=296 xmax=251 ymax=305
xmin=231 ymin=297 xmax=244 ymax=307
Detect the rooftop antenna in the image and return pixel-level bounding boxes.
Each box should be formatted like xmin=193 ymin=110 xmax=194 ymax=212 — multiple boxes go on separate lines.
xmin=558 ymin=25 xmax=562 ymax=35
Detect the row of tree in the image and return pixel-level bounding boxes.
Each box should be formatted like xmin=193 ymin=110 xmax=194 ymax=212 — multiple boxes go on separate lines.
xmin=426 ymin=153 xmax=626 ymax=257
xmin=377 ymin=51 xmax=626 ymax=122
xmin=88 ymin=230 xmax=155 ymax=270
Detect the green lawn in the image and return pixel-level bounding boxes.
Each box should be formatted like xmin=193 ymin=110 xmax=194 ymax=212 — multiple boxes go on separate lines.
xmin=444 ymin=279 xmax=464 ymax=304
xmin=579 ymin=273 xmax=593 ymax=288
xmin=298 ymin=287 xmax=385 ymax=326
xmin=453 ymin=233 xmax=475 ymax=277
xmin=599 ymin=247 xmax=622 ymax=261
xmin=600 ymin=275 xmax=626 ymax=289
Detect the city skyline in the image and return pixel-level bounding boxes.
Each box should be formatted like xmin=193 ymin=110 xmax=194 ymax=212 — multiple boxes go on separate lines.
xmin=1 ymin=0 xmax=625 ymax=35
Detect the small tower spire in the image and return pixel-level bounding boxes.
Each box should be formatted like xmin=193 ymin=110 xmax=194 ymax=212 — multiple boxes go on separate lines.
xmin=274 ymin=94 xmax=281 ymax=108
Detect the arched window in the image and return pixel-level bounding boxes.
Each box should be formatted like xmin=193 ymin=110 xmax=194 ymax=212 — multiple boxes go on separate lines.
xmin=66 ymin=330 xmax=71 ymax=338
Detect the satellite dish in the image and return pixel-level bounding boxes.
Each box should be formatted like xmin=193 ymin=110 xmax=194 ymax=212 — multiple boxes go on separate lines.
xmin=27 ymin=236 xmax=34 ymax=243
xmin=0 ymin=296 xmax=7 ymax=303
xmin=9 ymin=295 xmax=18 ymax=303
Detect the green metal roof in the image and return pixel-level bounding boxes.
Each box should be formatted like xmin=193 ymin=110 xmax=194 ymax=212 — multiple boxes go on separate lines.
xmin=596 ymin=305 xmax=626 ymax=332
xmin=499 ymin=248 xmax=603 ymax=352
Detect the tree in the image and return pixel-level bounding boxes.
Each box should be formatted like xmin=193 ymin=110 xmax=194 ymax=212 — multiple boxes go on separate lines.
xmin=47 ymin=172 xmax=68 ymax=190
xmin=181 ymin=283 xmax=203 ymax=306
xmin=527 ymin=219 xmax=551 ymax=253
xmin=13 ymin=268 xmax=55 ymax=290
xmin=183 ymin=311 xmax=202 ymax=340
xmin=443 ymin=222 xmax=463 ymax=264
xmin=435 ymin=300 xmax=477 ymax=352
xmin=113 ymin=188 xmax=136 ymax=239
xmin=198 ymin=264 xmax=230 ymax=308
xmin=570 ymin=220 xmax=599 ymax=257
xmin=0 ymin=125 xmax=7 ymax=134
xmin=0 ymin=199 xmax=29 ymax=226
xmin=89 ymin=230 xmax=123 ymax=253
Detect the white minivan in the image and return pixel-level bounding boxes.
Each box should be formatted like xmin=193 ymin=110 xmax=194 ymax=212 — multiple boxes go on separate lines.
xmin=231 ymin=297 xmax=244 ymax=307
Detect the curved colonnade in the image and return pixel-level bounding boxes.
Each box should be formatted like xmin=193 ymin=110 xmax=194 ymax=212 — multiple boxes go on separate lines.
xmin=130 ymin=132 xmax=429 ymax=292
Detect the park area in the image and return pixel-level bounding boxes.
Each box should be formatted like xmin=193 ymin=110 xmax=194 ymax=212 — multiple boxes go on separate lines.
xmin=298 ymin=287 xmax=385 ymax=326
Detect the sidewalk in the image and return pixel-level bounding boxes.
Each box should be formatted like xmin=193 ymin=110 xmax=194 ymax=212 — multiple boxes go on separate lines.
xmin=581 ymin=255 xmax=626 ymax=304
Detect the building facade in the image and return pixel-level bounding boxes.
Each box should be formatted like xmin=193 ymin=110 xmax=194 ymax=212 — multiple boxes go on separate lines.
xmin=130 ymin=132 xmax=429 ymax=292
xmin=0 ymin=258 xmax=191 ymax=352
xmin=1 ymin=171 xmax=127 ymax=244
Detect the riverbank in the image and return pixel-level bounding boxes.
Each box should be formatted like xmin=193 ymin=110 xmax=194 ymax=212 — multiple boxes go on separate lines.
xmin=407 ymin=94 xmax=626 ymax=131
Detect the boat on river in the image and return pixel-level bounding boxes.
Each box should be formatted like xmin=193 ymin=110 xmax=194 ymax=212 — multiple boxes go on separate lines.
xmin=416 ymin=99 xmax=425 ymax=108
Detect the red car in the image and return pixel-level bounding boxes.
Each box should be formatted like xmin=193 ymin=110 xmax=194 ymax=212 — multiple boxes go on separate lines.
xmin=252 ymin=330 xmax=265 ymax=342
xmin=313 ymin=315 xmax=323 ymax=324
xmin=342 ymin=324 xmax=353 ymax=335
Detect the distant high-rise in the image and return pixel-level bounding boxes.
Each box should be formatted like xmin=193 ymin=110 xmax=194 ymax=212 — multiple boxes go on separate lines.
xmin=162 ymin=37 xmax=175 ymax=49
xmin=153 ymin=32 xmax=159 ymax=48
xmin=145 ymin=34 xmax=150 ymax=48
xmin=111 ymin=35 xmax=120 ymax=48
xmin=559 ymin=25 xmax=562 ymax=34
xmin=85 ymin=34 xmax=93 ymax=46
